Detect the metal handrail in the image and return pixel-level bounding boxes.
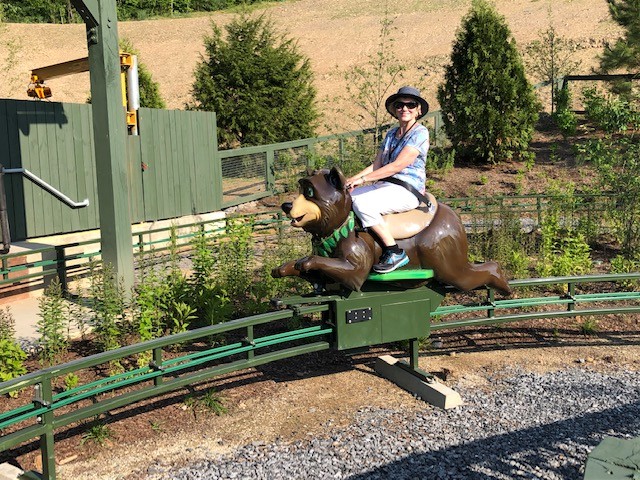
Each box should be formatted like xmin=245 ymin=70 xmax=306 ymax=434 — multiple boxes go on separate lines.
xmin=2 ymin=168 xmax=89 ymax=209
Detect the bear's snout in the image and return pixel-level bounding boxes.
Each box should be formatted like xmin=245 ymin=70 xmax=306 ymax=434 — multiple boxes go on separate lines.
xmin=282 ymin=202 xmax=293 ymax=215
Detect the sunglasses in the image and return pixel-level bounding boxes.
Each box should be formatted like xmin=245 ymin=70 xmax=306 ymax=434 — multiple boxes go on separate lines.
xmin=394 ymin=101 xmax=419 ymax=110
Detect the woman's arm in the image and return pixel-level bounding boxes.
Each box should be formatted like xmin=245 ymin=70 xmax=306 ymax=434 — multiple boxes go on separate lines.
xmin=345 ymin=150 xmax=383 ymax=189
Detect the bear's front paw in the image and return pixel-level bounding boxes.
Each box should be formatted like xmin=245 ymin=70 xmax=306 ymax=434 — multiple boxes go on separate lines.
xmin=271 ymin=266 xmax=283 ymax=278
xmin=294 ymin=256 xmax=315 ymax=273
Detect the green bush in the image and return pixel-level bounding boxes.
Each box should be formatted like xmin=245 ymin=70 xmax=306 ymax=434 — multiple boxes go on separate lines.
xmin=553 ymin=87 xmax=577 ymax=137
xmin=610 ymin=254 xmax=640 ymax=289
xmin=0 ymin=309 xmax=27 ymax=390
xmin=425 ymin=146 xmax=455 ymax=175
xmin=575 ymin=137 xmax=640 ymax=256
xmin=0 ymin=339 xmax=27 ymax=383
xmin=89 ymin=263 xmax=127 ymax=356
xmin=0 ymin=307 xmax=26 ymax=392
xmin=533 ymin=180 xmax=593 ymax=277
xmin=189 ymin=13 xmax=318 ymax=148
xmin=437 ymin=0 xmax=539 ymax=163
xmin=582 ymin=87 xmax=640 ymax=133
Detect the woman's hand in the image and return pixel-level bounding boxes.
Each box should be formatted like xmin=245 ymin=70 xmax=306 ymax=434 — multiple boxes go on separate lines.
xmin=345 ymin=174 xmax=367 ymax=191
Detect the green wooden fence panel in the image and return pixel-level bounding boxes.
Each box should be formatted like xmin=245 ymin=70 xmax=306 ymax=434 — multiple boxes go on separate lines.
xmin=0 ymin=99 xmax=102 ymax=239
xmin=138 ymin=108 xmax=218 ymax=221
xmin=1 ymin=101 xmax=220 ymax=240
xmin=127 ymin=135 xmax=145 ymax=222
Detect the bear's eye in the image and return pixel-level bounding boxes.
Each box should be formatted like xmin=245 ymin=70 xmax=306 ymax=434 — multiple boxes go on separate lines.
xmin=304 ymin=185 xmax=314 ymax=199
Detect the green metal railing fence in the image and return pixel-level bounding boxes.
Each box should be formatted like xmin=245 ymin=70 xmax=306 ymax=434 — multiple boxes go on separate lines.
xmin=1 ymin=273 xmax=639 ymax=479
xmin=0 ymin=303 xmax=332 ymax=479
xmin=432 ymin=273 xmax=640 ymax=330
xmin=0 ymin=210 xmax=289 ymax=295
xmin=218 ymin=112 xmax=443 ymax=209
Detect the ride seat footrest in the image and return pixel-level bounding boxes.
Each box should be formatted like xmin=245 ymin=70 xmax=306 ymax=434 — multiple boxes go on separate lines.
xmin=367 ymin=269 xmax=434 ymax=282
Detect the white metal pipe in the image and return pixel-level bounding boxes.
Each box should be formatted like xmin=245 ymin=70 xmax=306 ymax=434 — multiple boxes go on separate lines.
xmin=2 ymin=167 xmax=89 ymax=209
xmin=127 ymin=55 xmax=140 ymax=135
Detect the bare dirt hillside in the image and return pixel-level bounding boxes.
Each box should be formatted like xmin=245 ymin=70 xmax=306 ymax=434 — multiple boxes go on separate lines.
xmin=0 ymin=0 xmax=622 ymax=132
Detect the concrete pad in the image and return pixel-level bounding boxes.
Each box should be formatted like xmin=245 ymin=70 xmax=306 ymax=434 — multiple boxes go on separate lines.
xmin=0 ymin=463 xmax=23 ymax=480
xmin=375 ymin=355 xmax=463 ymax=409
xmin=3 ymin=296 xmax=40 ymax=344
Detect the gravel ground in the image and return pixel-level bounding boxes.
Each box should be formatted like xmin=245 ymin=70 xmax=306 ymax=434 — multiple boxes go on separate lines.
xmin=148 ymin=367 xmax=640 ymax=479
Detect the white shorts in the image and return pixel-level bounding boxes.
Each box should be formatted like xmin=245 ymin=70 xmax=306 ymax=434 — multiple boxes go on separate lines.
xmin=351 ymin=182 xmax=419 ymax=228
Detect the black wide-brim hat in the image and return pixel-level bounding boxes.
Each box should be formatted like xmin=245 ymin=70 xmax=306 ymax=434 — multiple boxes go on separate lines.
xmin=385 ymin=86 xmax=430 ymax=119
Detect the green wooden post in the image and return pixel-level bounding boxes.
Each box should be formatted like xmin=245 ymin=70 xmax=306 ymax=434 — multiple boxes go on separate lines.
xmin=153 ymin=347 xmax=163 ymax=387
xmin=70 ymin=0 xmax=134 ymax=293
xmin=36 ymin=378 xmax=56 ymax=479
xmin=266 ymin=149 xmax=275 ymax=193
xmin=55 ymin=245 xmax=68 ymax=293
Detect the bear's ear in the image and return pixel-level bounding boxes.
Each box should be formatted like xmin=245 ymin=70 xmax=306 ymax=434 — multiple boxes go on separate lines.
xmin=328 ymin=166 xmax=346 ymax=191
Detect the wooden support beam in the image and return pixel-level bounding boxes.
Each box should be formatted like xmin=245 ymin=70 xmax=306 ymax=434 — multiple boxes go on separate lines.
xmin=31 ymin=58 xmax=90 ymax=82
xmin=375 ymin=355 xmax=463 ymax=410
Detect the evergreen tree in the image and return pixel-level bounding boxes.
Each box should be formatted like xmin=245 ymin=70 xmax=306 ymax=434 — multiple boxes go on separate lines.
xmin=189 ymin=14 xmax=318 ymax=148
xmin=437 ymin=0 xmax=540 ymax=163
xmin=600 ymin=0 xmax=640 ymax=72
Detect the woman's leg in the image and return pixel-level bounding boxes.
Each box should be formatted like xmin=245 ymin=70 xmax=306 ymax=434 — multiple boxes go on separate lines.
xmin=351 ymin=183 xmax=418 ymax=244
xmin=351 ymin=183 xmax=418 ymax=272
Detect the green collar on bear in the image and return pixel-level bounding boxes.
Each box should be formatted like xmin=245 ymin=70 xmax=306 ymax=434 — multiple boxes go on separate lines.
xmin=312 ymin=212 xmax=355 ymax=257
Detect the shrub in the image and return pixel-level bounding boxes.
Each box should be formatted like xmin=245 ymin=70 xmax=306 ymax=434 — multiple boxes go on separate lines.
xmin=610 ymin=254 xmax=640 ymax=289
xmin=0 ymin=307 xmax=16 ymax=342
xmin=437 ymin=0 xmax=540 ymax=163
xmin=0 ymin=339 xmax=27 ymax=383
xmin=189 ymin=13 xmax=318 ymax=148
xmin=553 ymin=87 xmax=577 ymax=136
xmin=0 ymin=307 xmax=26 ymax=391
xmin=576 ymin=137 xmax=640 ymax=256
xmin=89 ymin=263 xmax=127 ymax=354
xmin=599 ymin=0 xmax=640 ymax=74
xmin=534 ymin=180 xmax=593 ymax=277
xmin=582 ymin=87 xmax=640 ymax=133
xmin=425 ymin=147 xmax=455 ymax=175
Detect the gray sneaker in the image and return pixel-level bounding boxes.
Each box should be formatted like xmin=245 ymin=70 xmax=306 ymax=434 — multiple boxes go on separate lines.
xmin=373 ymin=250 xmax=409 ymax=273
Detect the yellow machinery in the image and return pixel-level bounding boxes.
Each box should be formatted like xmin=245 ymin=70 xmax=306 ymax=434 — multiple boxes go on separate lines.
xmin=27 ymin=52 xmax=141 ymax=134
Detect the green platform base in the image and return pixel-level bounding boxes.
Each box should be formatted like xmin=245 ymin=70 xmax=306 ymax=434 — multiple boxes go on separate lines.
xmin=583 ymin=436 xmax=640 ymax=479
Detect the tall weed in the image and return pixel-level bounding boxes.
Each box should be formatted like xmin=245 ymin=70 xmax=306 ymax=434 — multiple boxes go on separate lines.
xmin=37 ymin=278 xmax=69 ymax=364
xmin=536 ymin=184 xmax=593 ymax=278
xmin=89 ymin=263 xmax=127 ymax=357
